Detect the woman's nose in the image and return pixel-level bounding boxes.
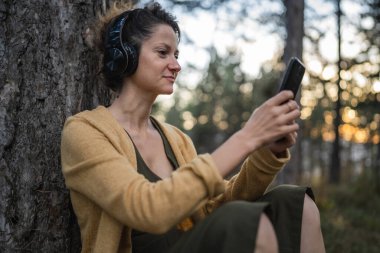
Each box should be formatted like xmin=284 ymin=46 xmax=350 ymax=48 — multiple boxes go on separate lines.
xmin=169 ymin=58 xmax=181 ymax=73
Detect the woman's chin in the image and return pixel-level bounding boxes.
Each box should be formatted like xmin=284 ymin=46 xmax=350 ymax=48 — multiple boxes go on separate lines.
xmin=161 ymin=91 xmax=174 ymax=96
xmin=161 ymin=87 xmax=174 ymax=95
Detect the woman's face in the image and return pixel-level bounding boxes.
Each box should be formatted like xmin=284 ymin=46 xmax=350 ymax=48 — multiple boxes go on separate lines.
xmin=129 ymin=24 xmax=181 ymax=96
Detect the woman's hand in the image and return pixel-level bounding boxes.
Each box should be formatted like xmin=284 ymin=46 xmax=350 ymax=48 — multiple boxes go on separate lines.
xmin=267 ymin=130 xmax=298 ymax=158
xmin=241 ymin=90 xmax=300 ymax=153
xmin=211 ymin=90 xmax=300 ymax=177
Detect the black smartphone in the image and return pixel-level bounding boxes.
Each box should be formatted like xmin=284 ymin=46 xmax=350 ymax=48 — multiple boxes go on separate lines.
xmin=278 ymin=57 xmax=305 ymax=97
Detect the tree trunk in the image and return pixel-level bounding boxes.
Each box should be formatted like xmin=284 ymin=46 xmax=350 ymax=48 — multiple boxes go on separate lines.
xmin=279 ymin=0 xmax=304 ymax=183
xmin=0 ymin=0 xmax=111 ymax=252
xmin=330 ymin=0 xmax=342 ymax=184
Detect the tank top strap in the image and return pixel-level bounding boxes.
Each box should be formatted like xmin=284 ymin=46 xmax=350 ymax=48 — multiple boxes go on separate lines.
xmin=150 ymin=117 xmax=179 ymax=169
xmin=125 ymin=117 xmax=179 ymax=182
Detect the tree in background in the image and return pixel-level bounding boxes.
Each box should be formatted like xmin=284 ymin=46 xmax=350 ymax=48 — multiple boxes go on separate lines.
xmin=330 ymin=0 xmax=343 ymax=183
xmin=0 ymin=0 xmax=113 ymax=251
xmin=301 ymin=0 xmax=379 ymax=186
xmin=347 ymin=0 xmax=377 ymax=180
xmin=280 ymin=0 xmax=305 ymax=183
xmin=347 ymin=0 xmax=380 ymax=190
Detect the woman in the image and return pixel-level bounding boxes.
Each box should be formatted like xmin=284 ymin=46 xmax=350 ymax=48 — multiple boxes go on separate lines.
xmin=61 ymin=2 xmax=325 ymax=253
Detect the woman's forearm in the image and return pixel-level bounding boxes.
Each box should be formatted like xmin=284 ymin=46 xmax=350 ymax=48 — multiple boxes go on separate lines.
xmin=211 ymin=130 xmax=257 ymax=178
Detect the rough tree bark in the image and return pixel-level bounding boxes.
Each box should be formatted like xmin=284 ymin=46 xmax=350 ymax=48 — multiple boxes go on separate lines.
xmin=0 ymin=0 xmax=112 ymax=252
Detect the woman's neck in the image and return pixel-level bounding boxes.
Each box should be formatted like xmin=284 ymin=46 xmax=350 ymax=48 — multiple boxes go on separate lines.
xmin=107 ymin=87 xmax=157 ymax=137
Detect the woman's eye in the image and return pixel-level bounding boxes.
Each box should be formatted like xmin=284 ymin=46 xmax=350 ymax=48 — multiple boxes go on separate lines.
xmin=157 ymin=49 xmax=178 ymax=59
xmin=158 ymin=50 xmax=167 ymax=57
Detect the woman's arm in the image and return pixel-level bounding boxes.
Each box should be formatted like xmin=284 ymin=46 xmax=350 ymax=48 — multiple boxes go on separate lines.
xmin=195 ymin=91 xmax=300 ymax=214
xmin=211 ymin=90 xmax=299 ymax=178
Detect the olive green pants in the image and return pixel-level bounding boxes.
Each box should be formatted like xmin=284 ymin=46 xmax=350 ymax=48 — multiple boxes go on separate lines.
xmin=133 ymin=185 xmax=314 ymax=253
xmin=167 ymin=185 xmax=314 ymax=253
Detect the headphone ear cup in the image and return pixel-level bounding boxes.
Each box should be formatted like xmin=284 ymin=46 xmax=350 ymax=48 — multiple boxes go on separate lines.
xmin=103 ymin=10 xmax=138 ymax=78
xmin=122 ymin=43 xmax=138 ymax=76
xmin=104 ymin=47 xmax=126 ymax=76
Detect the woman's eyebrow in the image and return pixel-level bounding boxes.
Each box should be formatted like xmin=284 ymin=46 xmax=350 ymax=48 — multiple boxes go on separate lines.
xmin=155 ymin=43 xmax=179 ymax=54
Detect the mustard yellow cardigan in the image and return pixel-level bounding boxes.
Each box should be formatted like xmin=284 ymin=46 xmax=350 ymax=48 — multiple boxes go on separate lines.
xmin=61 ymin=106 xmax=290 ymax=253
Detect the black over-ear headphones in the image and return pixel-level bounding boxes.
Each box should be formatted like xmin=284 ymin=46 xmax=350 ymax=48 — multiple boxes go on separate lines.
xmin=103 ymin=11 xmax=138 ymax=77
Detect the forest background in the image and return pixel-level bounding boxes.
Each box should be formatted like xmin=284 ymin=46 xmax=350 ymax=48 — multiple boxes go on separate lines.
xmin=0 ymin=0 xmax=379 ymax=252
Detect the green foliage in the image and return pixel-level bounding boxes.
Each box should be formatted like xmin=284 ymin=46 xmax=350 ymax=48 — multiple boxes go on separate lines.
xmin=319 ymin=173 xmax=380 ymax=252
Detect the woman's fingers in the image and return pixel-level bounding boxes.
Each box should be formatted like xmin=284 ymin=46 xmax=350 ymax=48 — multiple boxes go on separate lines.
xmin=280 ymin=107 xmax=301 ymax=124
xmin=264 ymin=92 xmax=299 ymax=118
xmin=268 ymin=130 xmax=298 ymax=154
xmin=279 ymin=121 xmax=299 ymax=135
xmin=266 ymin=90 xmax=294 ymax=106
xmin=242 ymin=91 xmax=301 ymax=151
xmin=285 ymin=131 xmax=298 ymax=146
xmin=276 ymin=100 xmax=299 ymax=117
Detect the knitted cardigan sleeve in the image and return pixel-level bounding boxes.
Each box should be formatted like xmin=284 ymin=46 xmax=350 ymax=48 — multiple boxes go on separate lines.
xmin=201 ymin=148 xmax=290 ymax=215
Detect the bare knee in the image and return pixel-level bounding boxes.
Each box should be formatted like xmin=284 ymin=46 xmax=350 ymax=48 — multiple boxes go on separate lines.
xmin=300 ymin=194 xmax=325 ymax=253
xmin=303 ymin=194 xmax=321 ymax=227
xmin=254 ymin=214 xmax=278 ymax=253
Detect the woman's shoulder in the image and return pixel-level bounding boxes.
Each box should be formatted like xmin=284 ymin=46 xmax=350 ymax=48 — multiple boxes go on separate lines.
xmin=65 ymin=106 xmax=113 ymax=125
xmin=66 ymin=105 xmax=107 ymax=122
xmin=63 ymin=106 xmax=124 ymax=137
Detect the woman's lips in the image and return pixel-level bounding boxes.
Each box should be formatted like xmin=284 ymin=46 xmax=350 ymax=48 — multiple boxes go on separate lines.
xmin=164 ymin=76 xmax=175 ymax=82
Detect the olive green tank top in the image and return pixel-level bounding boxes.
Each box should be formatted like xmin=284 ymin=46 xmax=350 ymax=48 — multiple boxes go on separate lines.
xmin=129 ymin=118 xmax=183 ymax=253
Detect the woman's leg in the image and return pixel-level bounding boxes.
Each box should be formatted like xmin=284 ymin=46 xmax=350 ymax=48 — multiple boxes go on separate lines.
xmin=254 ymin=213 xmax=279 ymax=253
xmin=168 ymin=201 xmax=273 ymax=253
xmin=300 ymin=195 xmax=325 ymax=253
xmin=257 ymin=185 xmax=317 ymax=253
